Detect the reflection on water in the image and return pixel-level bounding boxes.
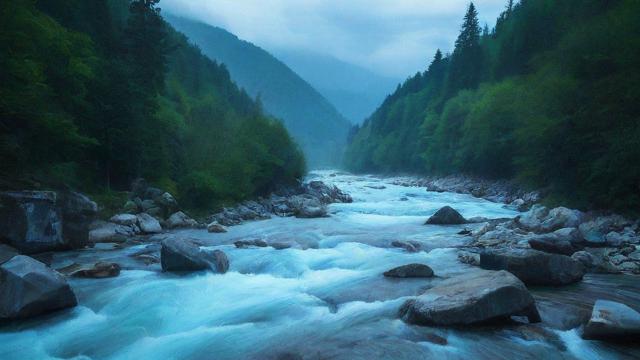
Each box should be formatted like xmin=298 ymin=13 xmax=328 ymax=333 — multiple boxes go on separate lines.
xmin=1 ymin=171 xmax=638 ymax=359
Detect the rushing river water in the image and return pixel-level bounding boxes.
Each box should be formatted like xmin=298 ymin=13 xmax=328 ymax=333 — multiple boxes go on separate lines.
xmin=1 ymin=171 xmax=639 ymax=359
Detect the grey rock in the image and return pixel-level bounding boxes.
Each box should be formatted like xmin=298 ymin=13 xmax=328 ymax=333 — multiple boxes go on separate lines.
xmin=384 ymin=263 xmax=434 ymax=278
xmin=161 ymin=238 xmax=228 ymax=273
xmin=425 ymin=206 xmax=466 ymax=225
xmin=553 ymin=227 xmax=582 ymax=243
xmin=481 ymin=249 xmax=585 ymax=286
xmin=88 ymin=222 xmax=135 ymax=243
xmin=391 ymin=240 xmax=421 ymax=253
xmin=0 ymin=256 xmax=77 ymax=320
xmin=582 ymin=300 xmax=640 ymax=340
xmin=234 ymin=239 xmax=269 ymax=248
xmin=400 ymin=270 xmax=540 ymax=326
xmin=166 ymin=211 xmax=198 ymax=229
xmin=140 ymin=199 xmax=156 ymax=211
xmin=458 ymin=250 xmax=480 ymax=266
xmin=136 ymin=213 xmax=162 ymax=234
xmin=58 ymin=191 xmax=98 ymax=249
xmin=0 ymin=191 xmax=63 ymax=253
xmin=110 ymin=213 xmax=138 ymax=226
xmin=540 ymin=207 xmax=583 ymax=232
xmin=528 ymin=236 xmax=577 ymax=256
xmin=63 ymin=262 xmax=121 ymax=278
xmin=516 ymin=205 xmax=549 ymax=232
xmin=207 ymin=222 xmax=227 ymax=233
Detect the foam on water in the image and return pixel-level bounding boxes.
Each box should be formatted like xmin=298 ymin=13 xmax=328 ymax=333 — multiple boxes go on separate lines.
xmin=1 ymin=170 xmax=638 ymax=359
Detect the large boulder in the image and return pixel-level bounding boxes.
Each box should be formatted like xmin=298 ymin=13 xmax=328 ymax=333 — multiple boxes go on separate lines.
xmin=161 ymin=238 xmax=229 ymax=273
xmin=528 ymin=236 xmax=577 ymax=256
xmin=0 ymin=255 xmax=77 ymax=320
xmin=399 ymin=270 xmax=541 ymax=326
xmin=58 ymin=191 xmax=98 ymax=249
xmin=582 ymin=300 xmax=640 ymax=340
xmin=136 ymin=213 xmax=162 ymax=234
xmin=166 ymin=211 xmax=198 ymax=229
xmin=425 ymin=206 xmax=467 ymax=225
xmin=88 ymin=222 xmax=136 ymax=243
xmin=515 ymin=205 xmax=549 ymax=232
xmin=384 ymin=264 xmax=434 ymax=278
xmin=480 ymin=249 xmax=585 ymax=286
xmin=540 ymin=207 xmax=583 ymax=232
xmin=207 ymin=222 xmax=227 ymax=233
xmin=110 ymin=213 xmax=138 ymax=226
xmin=0 ymin=191 xmax=64 ymax=253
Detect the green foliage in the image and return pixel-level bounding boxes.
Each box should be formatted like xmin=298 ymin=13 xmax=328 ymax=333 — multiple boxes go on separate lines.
xmin=0 ymin=0 xmax=305 ymax=211
xmin=345 ymin=0 xmax=640 ymax=212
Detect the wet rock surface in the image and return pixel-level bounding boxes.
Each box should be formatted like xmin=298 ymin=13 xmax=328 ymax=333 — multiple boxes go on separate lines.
xmin=400 ymin=270 xmax=540 ymax=326
xmin=383 ymin=263 xmax=434 ymax=278
xmin=582 ymin=300 xmax=640 ymax=341
xmin=161 ymin=238 xmax=229 ymax=273
xmin=425 ymin=206 xmax=467 ymax=225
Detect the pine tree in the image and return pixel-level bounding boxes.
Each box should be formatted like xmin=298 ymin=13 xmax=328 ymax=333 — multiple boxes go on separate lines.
xmin=446 ymin=2 xmax=482 ymax=93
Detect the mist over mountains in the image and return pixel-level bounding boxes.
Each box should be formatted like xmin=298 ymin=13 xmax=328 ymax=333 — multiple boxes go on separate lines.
xmin=166 ymin=15 xmax=351 ymax=167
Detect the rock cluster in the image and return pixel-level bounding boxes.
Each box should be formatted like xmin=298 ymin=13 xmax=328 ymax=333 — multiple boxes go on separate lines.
xmin=211 ymin=180 xmax=352 ymax=227
xmin=391 ymin=174 xmax=540 ymax=210
xmin=464 ymin=204 xmax=640 ymax=275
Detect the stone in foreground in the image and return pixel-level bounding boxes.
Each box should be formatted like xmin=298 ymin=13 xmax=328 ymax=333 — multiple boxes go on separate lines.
xmin=582 ymin=300 xmax=640 ymax=341
xmin=161 ymin=238 xmax=228 ymax=273
xmin=0 ymin=256 xmax=77 ymax=320
xmin=425 ymin=206 xmax=466 ymax=225
xmin=480 ymin=249 xmax=585 ymax=286
xmin=384 ymin=264 xmax=434 ymax=278
xmin=400 ymin=270 xmax=541 ymax=326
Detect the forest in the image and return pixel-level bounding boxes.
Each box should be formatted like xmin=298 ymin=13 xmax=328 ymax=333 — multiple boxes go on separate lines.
xmin=0 ymin=0 xmax=305 ymax=210
xmin=345 ymin=0 xmax=640 ymax=212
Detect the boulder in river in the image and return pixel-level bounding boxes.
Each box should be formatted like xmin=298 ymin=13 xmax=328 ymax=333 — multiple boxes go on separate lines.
xmin=0 ymin=255 xmax=77 ymax=320
xmin=67 ymin=262 xmax=121 ymax=278
xmin=480 ymin=249 xmax=585 ymax=286
xmin=161 ymin=238 xmax=229 ymax=273
xmin=582 ymin=300 xmax=640 ymax=341
xmin=425 ymin=206 xmax=466 ymax=225
xmin=207 ymin=222 xmax=228 ymax=233
xmin=234 ymin=239 xmax=269 ymax=248
xmin=0 ymin=191 xmax=64 ymax=253
xmin=391 ymin=240 xmax=421 ymax=253
xmin=528 ymin=236 xmax=577 ymax=256
xmin=136 ymin=213 xmax=162 ymax=234
xmin=399 ymin=270 xmax=541 ymax=326
xmin=384 ymin=263 xmax=434 ymax=278
xmin=166 ymin=211 xmax=198 ymax=229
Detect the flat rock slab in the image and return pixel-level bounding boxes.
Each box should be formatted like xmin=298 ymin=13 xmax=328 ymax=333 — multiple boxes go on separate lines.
xmin=481 ymin=249 xmax=585 ymax=286
xmin=400 ymin=270 xmax=540 ymax=326
xmin=0 ymin=255 xmax=77 ymax=320
xmin=384 ymin=264 xmax=434 ymax=278
xmin=582 ymin=300 xmax=640 ymax=340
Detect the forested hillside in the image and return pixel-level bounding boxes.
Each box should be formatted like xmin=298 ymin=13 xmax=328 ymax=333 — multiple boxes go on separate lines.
xmin=345 ymin=0 xmax=640 ymax=212
xmin=0 ymin=0 xmax=305 ymax=210
xmin=165 ymin=15 xmax=352 ymax=167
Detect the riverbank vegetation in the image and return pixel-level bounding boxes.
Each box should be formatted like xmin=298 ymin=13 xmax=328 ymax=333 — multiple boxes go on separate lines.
xmin=0 ymin=0 xmax=305 ymax=210
xmin=345 ymin=0 xmax=639 ymax=212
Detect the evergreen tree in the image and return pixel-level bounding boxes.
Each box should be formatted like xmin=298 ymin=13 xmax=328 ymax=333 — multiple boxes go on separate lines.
xmin=446 ymin=2 xmax=482 ymax=93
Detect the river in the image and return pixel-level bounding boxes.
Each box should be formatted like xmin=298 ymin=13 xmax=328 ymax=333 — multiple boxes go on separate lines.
xmin=1 ymin=171 xmax=639 ymax=359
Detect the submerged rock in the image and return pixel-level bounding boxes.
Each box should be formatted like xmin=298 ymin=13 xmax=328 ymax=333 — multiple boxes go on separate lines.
xmin=480 ymin=249 xmax=585 ymax=286
xmin=384 ymin=264 xmax=434 ymax=278
xmin=161 ymin=238 xmax=228 ymax=273
xmin=582 ymin=300 xmax=640 ymax=341
xmin=400 ymin=270 xmax=540 ymax=326
xmin=66 ymin=262 xmax=121 ymax=278
xmin=207 ymin=222 xmax=228 ymax=233
xmin=234 ymin=239 xmax=269 ymax=248
xmin=0 ymin=255 xmax=77 ymax=320
xmin=391 ymin=240 xmax=421 ymax=253
xmin=425 ymin=206 xmax=467 ymax=225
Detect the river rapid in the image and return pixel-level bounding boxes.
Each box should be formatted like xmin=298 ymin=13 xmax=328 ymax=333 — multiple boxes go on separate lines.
xmin=1 ymin=171 xmax=639 ymax=359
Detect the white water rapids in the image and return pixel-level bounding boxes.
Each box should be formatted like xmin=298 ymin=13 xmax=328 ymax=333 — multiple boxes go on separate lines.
xmin=1 ymin=171 xmax=639 ymax=359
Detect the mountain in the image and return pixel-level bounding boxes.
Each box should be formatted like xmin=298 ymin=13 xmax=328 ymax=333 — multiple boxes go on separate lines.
xmin=345 ymin=0 xmax=640 ymax=212
xmin=165 ymin=15 xmax=351 ymax=167
xmin=273 ymin=50 xmax=398 ymax=124
xmin=0 ymin=0 xmax=305 ymax=210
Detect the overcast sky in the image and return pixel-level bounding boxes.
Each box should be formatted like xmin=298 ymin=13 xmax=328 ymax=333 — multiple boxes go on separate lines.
xmin=162 ymin=0 xmax=508 ymax=79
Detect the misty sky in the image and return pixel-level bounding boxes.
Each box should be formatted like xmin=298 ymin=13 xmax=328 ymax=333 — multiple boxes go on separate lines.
xmin=162 ymin=0 xmax=508 ymax=80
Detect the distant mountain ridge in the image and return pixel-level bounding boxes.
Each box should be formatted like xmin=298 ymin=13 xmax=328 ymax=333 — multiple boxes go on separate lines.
xmin=165 ymin=15 xmax=351 ymax=167
xmin=274 ymin=50 xmax=398 ymax=124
